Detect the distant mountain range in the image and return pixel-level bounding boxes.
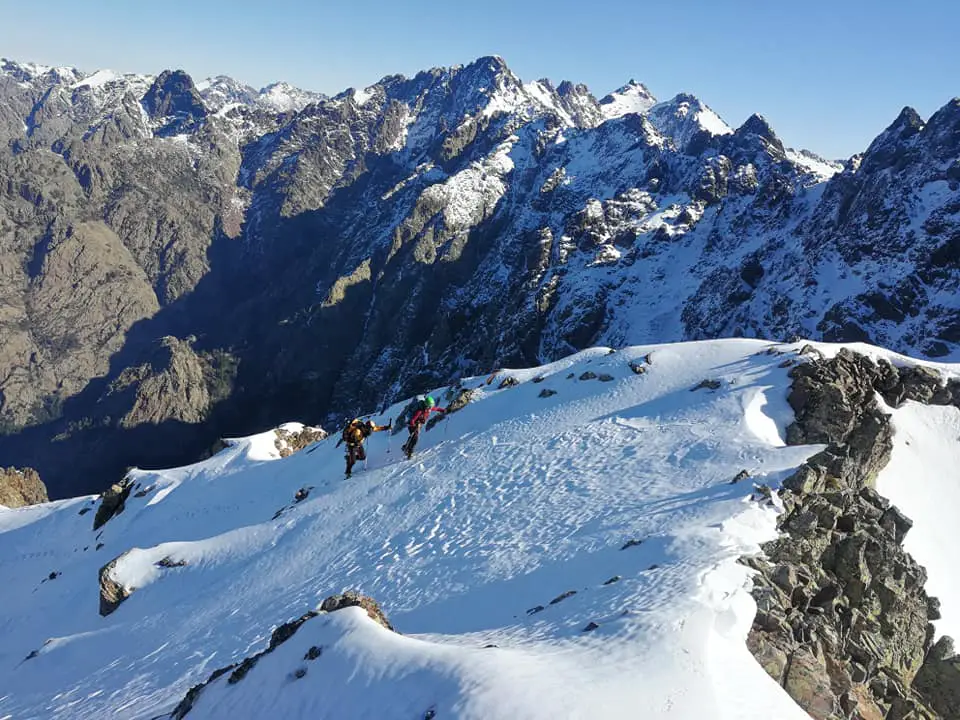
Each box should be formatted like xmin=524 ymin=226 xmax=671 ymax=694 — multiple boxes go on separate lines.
xmin=0 ymin=54 xmax=957 ymax=498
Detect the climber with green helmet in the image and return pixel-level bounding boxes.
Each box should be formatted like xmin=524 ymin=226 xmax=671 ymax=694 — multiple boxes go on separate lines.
xmin=402 ymin=395 xmax=446 ymax=459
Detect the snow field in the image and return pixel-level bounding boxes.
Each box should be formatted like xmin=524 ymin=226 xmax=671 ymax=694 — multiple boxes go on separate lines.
xmin=5 ymin=338 xmax=954 ymax=718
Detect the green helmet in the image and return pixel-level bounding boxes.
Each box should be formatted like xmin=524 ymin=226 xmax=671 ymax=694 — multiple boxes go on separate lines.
xmin=425 ymin=396 xmax=435 ymax=408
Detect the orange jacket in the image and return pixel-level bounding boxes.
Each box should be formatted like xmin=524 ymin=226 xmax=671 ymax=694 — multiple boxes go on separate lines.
xmin=341 ymin=419 xmax=389 ymax=446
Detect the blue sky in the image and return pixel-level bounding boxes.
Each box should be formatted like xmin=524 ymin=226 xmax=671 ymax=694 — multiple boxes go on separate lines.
xmin=1 ymin=0 xmax=956 ymax=158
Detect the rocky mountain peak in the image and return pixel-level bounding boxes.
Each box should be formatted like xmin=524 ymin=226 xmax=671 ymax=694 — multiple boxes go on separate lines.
xmin=598 ymin=79 xmax=657 ymax=121
xmin=0 ymin=58 xmax=81 ymax=86
xmin=432 ymin=54 xmax=528 ymax=123
xmin=451 ymin=54 xmax=515 ymax=90
xmin=647 ymin=92 xmax=732 ymax=153
xmin=196 ymin=74 xmax=258 ymax=111
xmin=257 ymin=81 xmax=326 ymax=112
xmin=921 ymin=97 xmax=960 ymax=159
xmin=0 ymin=58 xmax=32 ymax=82
xmin=736 ymin=112 xmax=777 ymax=141
xmin=555 ymin=80 xmax=587 ymax=97
xmin=470 ymin=54 xmax=511 ymax=75
xmin=859 ymin=106 xmax=926 ymax=173
xmin=142 ymin=69 xmax=207 ymax=122
xmin=553 ymin=80 xmax=603 ymax=128
xmin=869 ymin=106 xmax=924 ymax=149
xmin=889 ymin=105 xmax=926 ymax=136
xmin=729 ymin=112 xmax=786 ymax=158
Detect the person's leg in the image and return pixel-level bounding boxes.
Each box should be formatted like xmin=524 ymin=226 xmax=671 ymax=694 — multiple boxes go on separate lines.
xmin=346 ymin=445 xmax=356 ymax=475
xmin=406 ymin=426 xmax=420 ymax=457
xmin=357 ymin=444 xmax=367 ymax=462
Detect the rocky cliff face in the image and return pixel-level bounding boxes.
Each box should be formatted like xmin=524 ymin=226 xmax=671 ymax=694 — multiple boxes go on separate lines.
xmin=0 ymin=56 xmax=958 ymax=497
xmin=746 ymin=347 xmax=960 ymax=719
xmin=0 ymin=466 xmax=47 ymax=507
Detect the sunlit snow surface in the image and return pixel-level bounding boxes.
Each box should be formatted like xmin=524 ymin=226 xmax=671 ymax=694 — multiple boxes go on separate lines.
xmin=878 ymin=402 xmax=960 ymax=642
xmin=2 ymin=339 xmax=956 ymax=719
xmin=599 ymin=82 xmax=657 ymax=121
xmin=785 ymin=148 xmax=843 ymax=181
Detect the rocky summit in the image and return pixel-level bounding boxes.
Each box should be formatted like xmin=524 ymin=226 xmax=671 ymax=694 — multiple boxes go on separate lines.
xmin=0 ymin=56 xmax=959 ymax=498
xmin=746 ymin=348 xmax=960 ymax=719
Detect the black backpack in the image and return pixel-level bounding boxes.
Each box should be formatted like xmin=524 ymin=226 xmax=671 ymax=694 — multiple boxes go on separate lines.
xmin=399 ymin=398 xmax=427 ymax=428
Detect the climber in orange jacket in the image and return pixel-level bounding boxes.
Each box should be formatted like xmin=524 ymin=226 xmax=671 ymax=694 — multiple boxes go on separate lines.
xmin=337 ymin=418 xmax=390 ymax=477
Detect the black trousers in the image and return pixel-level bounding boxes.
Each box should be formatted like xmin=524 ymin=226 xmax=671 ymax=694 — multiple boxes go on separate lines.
xmin=346 ymin=443 xmax=366 ymax=474
xmin=403 ymin=425 xmax=422 ymax=457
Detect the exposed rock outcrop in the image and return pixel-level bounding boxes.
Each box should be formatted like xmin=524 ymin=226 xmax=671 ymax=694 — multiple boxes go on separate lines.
xmin=914 ymin=638 xmax=960 ymax=720
xmin=318 ymin=591 xmax=394 ymax=631
xmin=93 ymin=479 xmax=133 ymax=531
xmin=0 ymin=466 xmax=47 ymax=507
xmin=273 ymin=425 xmax=327 ymax=457
xmin=99 ymin=551 xmax=135 ymax=617
xmin=111 ymin=337 xmax=214 ymax=429
xmin=747 ymin=348 xmax=960 ymax=719
xmin=169 ymin=591 xmax=392 ymax=719
xmin=443 ymin=386 xmax=476 ymax=414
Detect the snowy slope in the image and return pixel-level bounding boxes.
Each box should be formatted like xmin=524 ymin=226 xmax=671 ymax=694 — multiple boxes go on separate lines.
xmin=256 ymin=82 xmax=326 ymax=112
xmin=195 ymin=76 xmax=259 ymax=112
xmin=784 ymin=148 xmax=843 ymax=180
xmin=877 ymin=401 xmax=960 ymax=641
xmin=599 ymin=80 xmax=657 ymax=120
xmin=0 ymin=339 xmax=833 ymax=719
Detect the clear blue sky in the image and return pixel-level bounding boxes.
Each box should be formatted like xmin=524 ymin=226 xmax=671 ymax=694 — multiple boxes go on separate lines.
xmin=1 ymin=0 xmax=957 ymax=159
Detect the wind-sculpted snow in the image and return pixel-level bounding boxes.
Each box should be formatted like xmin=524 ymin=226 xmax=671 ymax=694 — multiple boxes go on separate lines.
xmin=0 ymin=339 xmax=833 ymax=719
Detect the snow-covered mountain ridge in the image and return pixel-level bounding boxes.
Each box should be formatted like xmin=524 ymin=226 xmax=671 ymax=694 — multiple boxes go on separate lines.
xmin=0 ymin=54 xmax=959 ymax=507
xmin=0 ymin=58 xmax=326 ymax=114
xmin=1 ymin=338 xmax=958 ymax=718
